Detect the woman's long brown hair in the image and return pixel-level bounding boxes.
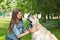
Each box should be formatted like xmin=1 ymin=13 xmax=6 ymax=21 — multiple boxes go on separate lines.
xmin=8 ymin=9 xmax=21 ymax=33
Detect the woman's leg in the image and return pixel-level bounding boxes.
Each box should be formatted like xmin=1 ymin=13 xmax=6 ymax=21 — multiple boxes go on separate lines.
xmin=6 ymin=36 xmax=13 ymax=40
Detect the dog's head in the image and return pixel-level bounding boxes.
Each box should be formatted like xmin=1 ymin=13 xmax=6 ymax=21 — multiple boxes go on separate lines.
xmin=27 ymin=15 xmax=39 ymax=26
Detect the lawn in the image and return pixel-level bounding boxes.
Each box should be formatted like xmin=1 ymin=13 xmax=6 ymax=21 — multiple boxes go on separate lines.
xmin=0 ymin=18 xmax=60 ymax=40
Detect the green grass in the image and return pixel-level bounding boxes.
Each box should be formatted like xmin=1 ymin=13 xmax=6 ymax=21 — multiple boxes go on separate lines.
xmin=0 ymin=19 xmax=9 ymax=40
xmin=0 ymin=19 xmax=60 ymax=40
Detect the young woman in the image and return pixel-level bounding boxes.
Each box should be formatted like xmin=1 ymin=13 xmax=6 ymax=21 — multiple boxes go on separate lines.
xmin=6 ymin=9 xmax=30 ymax=40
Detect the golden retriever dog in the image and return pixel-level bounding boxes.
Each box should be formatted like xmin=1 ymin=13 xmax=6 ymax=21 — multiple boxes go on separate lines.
xmin=27 ymin=15 xmax=58 ymax=40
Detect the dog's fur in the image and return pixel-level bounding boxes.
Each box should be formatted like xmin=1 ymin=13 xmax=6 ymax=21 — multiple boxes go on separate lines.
xmin=28 ymin=16 xmax=58 ymax=40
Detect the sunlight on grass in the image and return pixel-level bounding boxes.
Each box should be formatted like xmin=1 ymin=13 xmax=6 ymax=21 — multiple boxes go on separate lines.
xmin=0 ymin=36 xmax=6 ymax=40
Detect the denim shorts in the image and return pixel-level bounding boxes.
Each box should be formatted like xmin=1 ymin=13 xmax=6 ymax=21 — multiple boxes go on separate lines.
xmin=6 ymin=36 xmax=21 ymax=40
xmin=6 ymin=36 xmax=13 ymax=40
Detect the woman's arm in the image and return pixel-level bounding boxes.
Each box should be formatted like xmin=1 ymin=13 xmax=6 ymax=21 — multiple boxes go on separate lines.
xmin=13 ymin=25 xmax=30 ymax=38
xmin=17 ymin=30 xmax=30 ymax=38
xmin=29 ymin=27 xmax=36 ymax=33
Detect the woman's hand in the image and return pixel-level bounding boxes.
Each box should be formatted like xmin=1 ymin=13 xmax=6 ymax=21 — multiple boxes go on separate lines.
xmin=29 ymin=25 xmax=40 ymax=33
xmin=24 ymin=30 xmax=30 ymax=33
xmin=29 ymin=27 xmax=36 ymax=33
xmin=29 ymin=28 xmax=32 ymax=33
xmin=17 ymin=30 xmax=30 ymax=38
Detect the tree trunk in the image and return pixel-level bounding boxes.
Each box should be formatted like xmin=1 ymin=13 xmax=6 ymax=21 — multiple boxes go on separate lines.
xmin=47 ymin=13 xmax=50 ymax=20
xmin=37 ymin=12 xmax=40 ymax=19
xmin=43 ymin=15 xmax=46 ymax=22
xmin=58 ymin=15 xmax=59 ymax=20
xmin=51 ymin=13 xmax=52 ymax=20
xmin=42 ymin=15 xmax=46 ymax=22
xmin=37 ymin=13 xmax=39 ymax=19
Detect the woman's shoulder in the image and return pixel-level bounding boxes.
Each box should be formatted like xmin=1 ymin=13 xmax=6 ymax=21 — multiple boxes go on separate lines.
xmin=13 ymin=24 xmax=18 ymax=28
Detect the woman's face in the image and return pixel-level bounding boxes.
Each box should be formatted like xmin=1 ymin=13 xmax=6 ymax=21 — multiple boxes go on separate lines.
xmin=17 ymin=12 xmax=22 ymax=19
